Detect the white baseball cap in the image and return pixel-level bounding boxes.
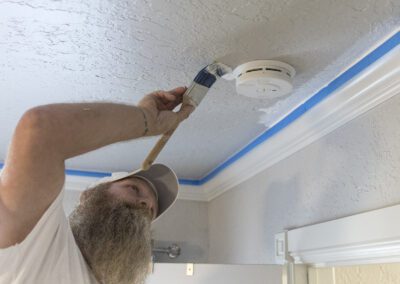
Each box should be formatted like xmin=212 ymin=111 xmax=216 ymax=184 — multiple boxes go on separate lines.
xmin=91 ymin=164 xmax=179 ymax=221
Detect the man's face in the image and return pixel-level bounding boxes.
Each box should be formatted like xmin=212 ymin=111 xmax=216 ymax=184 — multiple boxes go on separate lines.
xmin=108 ymin=177 xmax=159 ymax=220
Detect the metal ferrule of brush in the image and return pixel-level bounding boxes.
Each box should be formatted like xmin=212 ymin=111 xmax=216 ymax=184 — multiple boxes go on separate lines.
xmin=184 ymin=66 xmax=217 ymax=107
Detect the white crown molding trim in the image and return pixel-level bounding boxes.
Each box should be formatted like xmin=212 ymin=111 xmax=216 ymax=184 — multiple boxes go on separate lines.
xmin=64 ymin=175 xmax=208 ymax=201
xmin=276 ymin=204 xmax=400 ymax=267
xmin=196 ymin=42 xmax=400 ymax=202
xmin=178 ymin=185 xmax=208 ymax=201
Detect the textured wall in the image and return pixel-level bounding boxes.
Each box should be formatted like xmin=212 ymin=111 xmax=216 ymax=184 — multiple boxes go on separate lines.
xmin=208 ymin=92 xmax=400 ymax=264
xmin=309 ymin=264 xmax=400 ymax=284
xmin=62 ymin=190 xmax=209 ymax=263
xmin=0 ymin=0 xmax=398 ymax=178
xmin=335 ymin=263 xmax=400 ymax=284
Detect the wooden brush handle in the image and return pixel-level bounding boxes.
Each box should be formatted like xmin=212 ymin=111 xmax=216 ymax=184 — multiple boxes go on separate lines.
xmin=141 ymin=123 xmax=179 ymax=170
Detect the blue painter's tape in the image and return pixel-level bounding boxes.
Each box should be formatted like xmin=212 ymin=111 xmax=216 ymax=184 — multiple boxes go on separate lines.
xmin=178 ymin=178 xmax=202 ymax=186
xmin=1 ymin=160 xmax=199 ymax=186
xmin=1 ymin=32 xmax=398 ymax=186
xmin=65 ymin=169 xmax=111 ymax=178
xmin=184 ymin=30 xmax=400 ymax=186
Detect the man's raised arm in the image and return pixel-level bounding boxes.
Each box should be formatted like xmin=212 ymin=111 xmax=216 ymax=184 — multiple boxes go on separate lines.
xmin=0 ymin=87 xmax=192 ymax=247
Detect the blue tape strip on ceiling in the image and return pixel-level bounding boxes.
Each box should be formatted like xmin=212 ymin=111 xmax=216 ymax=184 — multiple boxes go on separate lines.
xmin=0 ymin=31 xmax=399 ymax=185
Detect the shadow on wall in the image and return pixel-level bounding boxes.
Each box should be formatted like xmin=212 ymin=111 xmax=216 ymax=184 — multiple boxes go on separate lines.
xmin=264 ymin=126 xmax=384 ymax=234
xmin=263 ymin=105 xmax=400 ymax=260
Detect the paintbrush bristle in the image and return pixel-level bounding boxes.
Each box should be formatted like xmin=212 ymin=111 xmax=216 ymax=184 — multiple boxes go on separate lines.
xmin=206 ymin=62 xmax=232 ymax=77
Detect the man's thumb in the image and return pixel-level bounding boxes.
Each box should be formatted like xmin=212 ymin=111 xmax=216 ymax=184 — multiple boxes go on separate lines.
xmin=177 ymin=103 xmax=195 ymax=123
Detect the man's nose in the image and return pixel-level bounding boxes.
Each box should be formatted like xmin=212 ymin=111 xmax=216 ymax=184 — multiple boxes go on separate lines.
xmin=137 ymin=197 xmax=151 ymax=209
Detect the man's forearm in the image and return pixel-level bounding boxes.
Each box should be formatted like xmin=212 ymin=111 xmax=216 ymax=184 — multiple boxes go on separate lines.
xmin=28 ymin=103 xmax=147 ymax=159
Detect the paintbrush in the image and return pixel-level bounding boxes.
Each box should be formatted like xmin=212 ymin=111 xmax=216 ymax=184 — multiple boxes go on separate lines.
xmin=141 ymin=62 xmax=232 ymax=170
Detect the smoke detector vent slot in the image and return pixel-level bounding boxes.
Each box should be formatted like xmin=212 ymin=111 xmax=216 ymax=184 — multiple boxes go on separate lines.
xmin=265 ymin=68 xmax=282 ymax=73
xmin=246 ymin=68 xmax=263 ymax=73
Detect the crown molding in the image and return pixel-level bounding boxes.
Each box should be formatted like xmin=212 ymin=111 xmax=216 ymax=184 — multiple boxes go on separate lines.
xmin=177 ymin=185 xmax=208 ymax=201
xmin=276 ymin=204 xmax=400 ymax=267
xmin=194 ymin=35 xmax=400 ymax=202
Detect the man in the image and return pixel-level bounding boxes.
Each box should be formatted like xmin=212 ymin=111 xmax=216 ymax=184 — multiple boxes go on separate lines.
xmin=0 ymin=86 xmax=194 ymax=284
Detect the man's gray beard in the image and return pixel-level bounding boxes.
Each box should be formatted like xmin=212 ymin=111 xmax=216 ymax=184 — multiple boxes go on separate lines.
xmin=69 ymin=183 xmax=152 ymax=284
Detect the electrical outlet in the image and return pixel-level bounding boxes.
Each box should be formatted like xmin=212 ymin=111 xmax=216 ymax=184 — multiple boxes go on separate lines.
xmin=275 ymin=232 xmax=286 ymax=264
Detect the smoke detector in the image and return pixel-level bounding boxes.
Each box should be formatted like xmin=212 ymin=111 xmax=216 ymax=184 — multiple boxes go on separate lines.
xmin=223 ymin=60 xmax=295 ymax=99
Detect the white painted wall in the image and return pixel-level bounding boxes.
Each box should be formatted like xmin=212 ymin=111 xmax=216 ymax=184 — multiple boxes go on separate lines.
xmin=62 ymin=190 xmax=209 ymax=263
xmin=146 ymin=264 xmax=282 ymax=284
xmin=208 ymin=92 xmax=400 ymax=264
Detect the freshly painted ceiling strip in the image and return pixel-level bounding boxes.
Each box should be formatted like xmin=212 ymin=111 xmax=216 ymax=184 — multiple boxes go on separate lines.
xmin=1 ymin=31 xmax=399 ymax=187
xmin=189 ymin=30 xmax=400 ymax=186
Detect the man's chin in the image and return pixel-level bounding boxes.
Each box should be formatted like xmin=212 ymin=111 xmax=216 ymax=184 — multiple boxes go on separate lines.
xmin=69 ymin=184 xmax=152 ymax=284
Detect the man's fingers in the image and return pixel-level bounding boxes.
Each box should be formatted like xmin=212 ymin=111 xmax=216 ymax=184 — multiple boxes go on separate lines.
xmin=153 ymin=87 xmax=187 ymax=106
xmin=177 ymin=103 xmax=195 ymax=122
xmin=142 ymin=87 xmax=193 ymax=134
xmin=168 ymin=86 xmax=187 ymax=97
xmin=160 ymin=103 xmax=193 ymax=133
xmin=168 ymin=86 xmax=187 ymax=95
xmin=154 ymin=91 xmax=177 ymax=102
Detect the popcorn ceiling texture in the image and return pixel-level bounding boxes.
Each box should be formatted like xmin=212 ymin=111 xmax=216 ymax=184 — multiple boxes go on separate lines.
xmin=0 ymin=0 xmax=399 ymax=178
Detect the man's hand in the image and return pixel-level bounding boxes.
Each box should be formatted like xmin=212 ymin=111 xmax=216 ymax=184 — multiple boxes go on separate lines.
xmin=138 ymin=87 xmax=195 ymax=136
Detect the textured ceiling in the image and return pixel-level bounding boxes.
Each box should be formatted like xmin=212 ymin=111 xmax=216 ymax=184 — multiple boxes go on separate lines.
xmin=0 ymin=0 xmax=399 ymax=179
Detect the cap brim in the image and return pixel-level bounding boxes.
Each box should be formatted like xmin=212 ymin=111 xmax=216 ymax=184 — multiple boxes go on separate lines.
xmin=91 ymin=164 xmax=179 ymax=221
